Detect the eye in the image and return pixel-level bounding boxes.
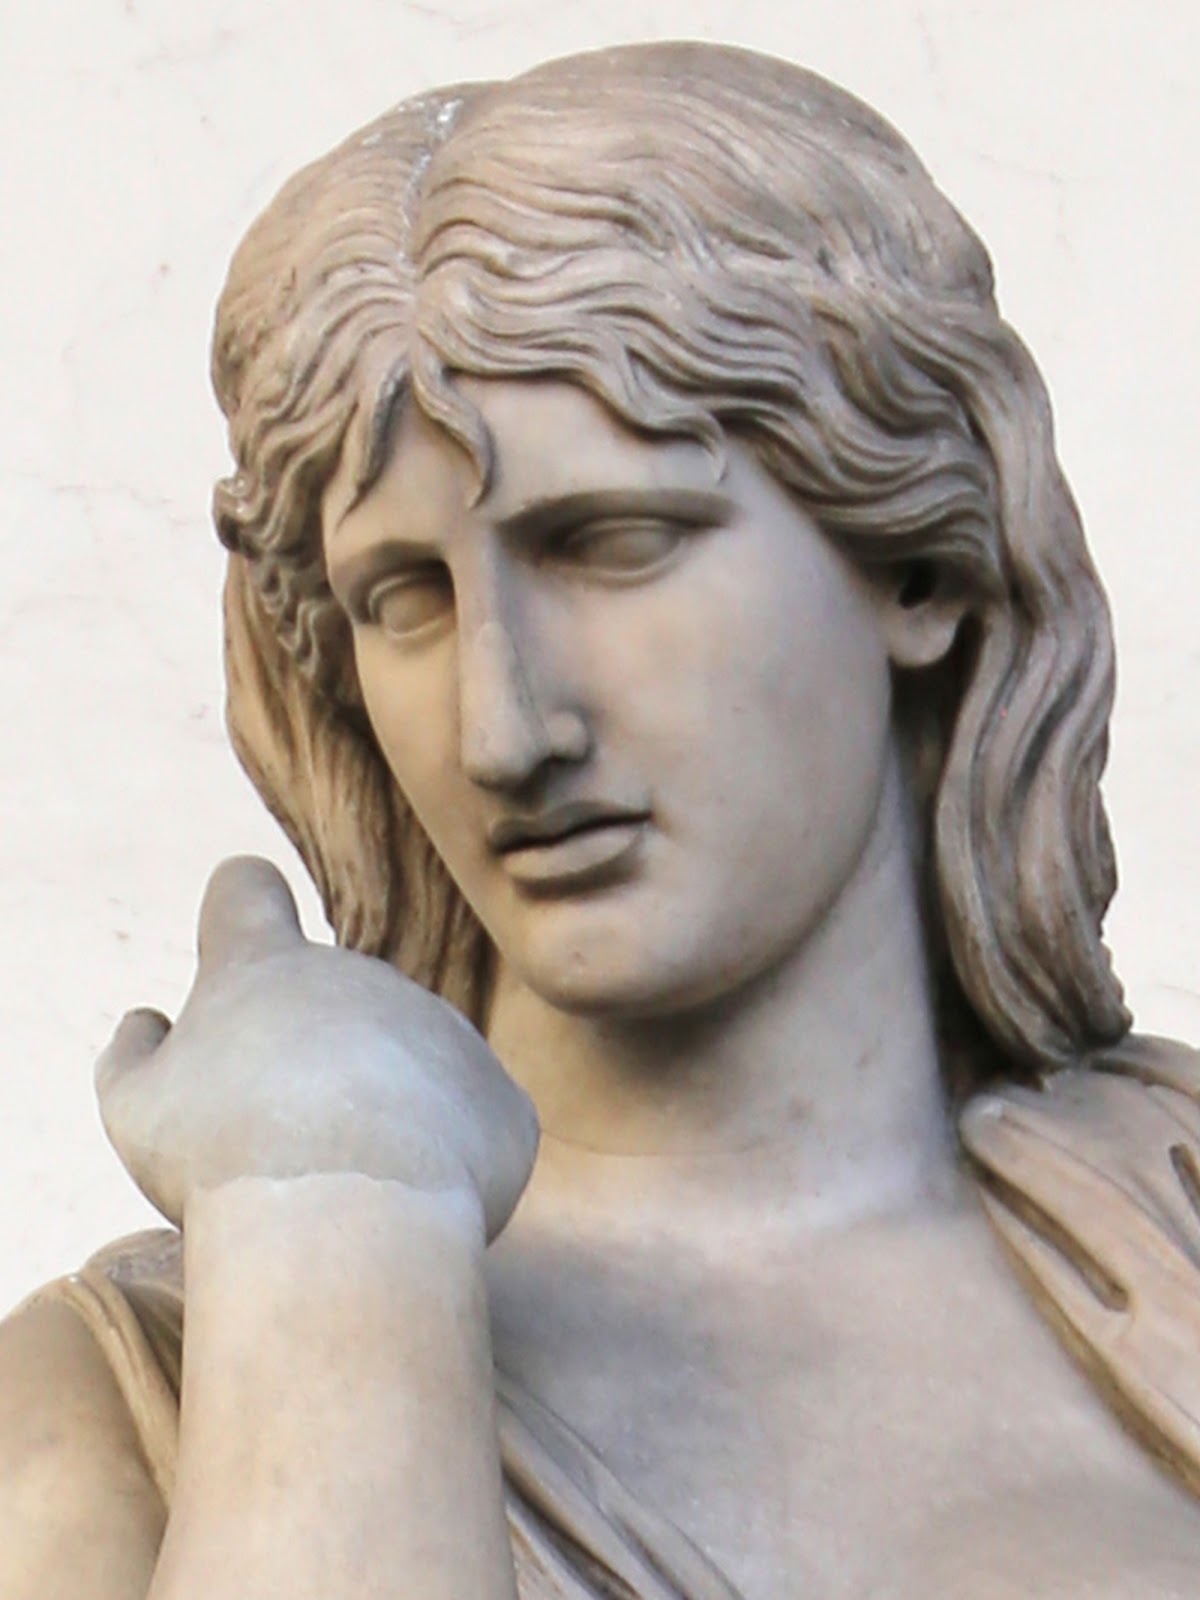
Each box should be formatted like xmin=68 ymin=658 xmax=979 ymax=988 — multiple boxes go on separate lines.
xmin=365 ymin=567 xmax=453 ymax=639
xmin=554 ymin=519 xmax=684 ymax=578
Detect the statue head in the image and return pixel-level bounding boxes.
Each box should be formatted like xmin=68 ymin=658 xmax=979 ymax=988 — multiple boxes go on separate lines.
xmin=211 ymin=41 xmax=1129 ymax=1088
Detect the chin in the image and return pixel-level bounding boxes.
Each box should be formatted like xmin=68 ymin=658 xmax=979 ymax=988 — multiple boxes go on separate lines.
xmin=503 ymin=914 xmax=689 ymax=1019
xmin=516 ymin=953 xmax=668 ymax=1018
xmin=505 ymin=881 xmax=837 ymax=1024
xmin=509 ymin=919 xmax=752 ymax=1022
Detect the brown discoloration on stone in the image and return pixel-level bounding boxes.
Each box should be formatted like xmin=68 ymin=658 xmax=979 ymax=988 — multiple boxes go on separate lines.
xmin=5 ymin=40 xmax=1200 ymax=1600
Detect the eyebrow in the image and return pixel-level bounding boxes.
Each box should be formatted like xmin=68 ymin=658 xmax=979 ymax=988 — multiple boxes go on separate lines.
xmin=328 ymin=485 xmax=735 ymax=611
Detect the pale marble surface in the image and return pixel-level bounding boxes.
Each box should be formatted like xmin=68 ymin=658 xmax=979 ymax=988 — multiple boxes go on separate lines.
xmin=2 ymin=0 xmax=1199 ymax=1313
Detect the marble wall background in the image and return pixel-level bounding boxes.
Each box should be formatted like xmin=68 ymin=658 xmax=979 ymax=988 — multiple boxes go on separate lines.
xmin=2 ymin=0 xmax=1198 ymax=1312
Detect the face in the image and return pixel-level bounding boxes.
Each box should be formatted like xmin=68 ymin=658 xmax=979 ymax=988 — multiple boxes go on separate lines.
xmin=323 ymin=377 xmax=906 ymax=1020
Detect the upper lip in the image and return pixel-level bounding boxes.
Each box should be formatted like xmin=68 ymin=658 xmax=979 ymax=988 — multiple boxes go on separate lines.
xmin=487 ymin=800 xmax=649 ymax=854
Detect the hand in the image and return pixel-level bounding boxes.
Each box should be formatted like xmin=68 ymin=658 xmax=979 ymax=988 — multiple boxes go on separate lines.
xmin=95 ymin=857 xmax=538 ymax=1240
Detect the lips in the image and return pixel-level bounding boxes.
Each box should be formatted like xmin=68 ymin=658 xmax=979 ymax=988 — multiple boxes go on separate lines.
xmin=488 ymin=801 xmax=650 ymax=890
xmin=488 ymin=800 xmax=648 ymax=854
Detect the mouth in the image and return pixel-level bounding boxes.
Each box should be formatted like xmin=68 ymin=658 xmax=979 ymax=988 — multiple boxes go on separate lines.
xmin=488 ymin=802 xmax=650 ymax=890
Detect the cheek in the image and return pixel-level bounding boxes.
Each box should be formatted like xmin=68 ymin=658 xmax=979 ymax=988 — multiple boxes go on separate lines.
xmin=611 ymin=551 xmax=890 ymax=807
xmin=759 ymin=598 xmax=892 ymax=845
xmin=627 ymin=550 xmax=894 ymax=919
xmin=353 ymin=638 xmax=466 ymax=840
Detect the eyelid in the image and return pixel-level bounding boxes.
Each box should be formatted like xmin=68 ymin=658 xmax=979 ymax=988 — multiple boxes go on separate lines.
xmin=328 ymin=539 xmax=444 ymax=621
xmin=559 ymin=514 xmax=671 ymax=548
xmin=338 ymin=559 xmax=428 ymax=614
xmin=544 ymin=513 xmax=702 ymax=578
xmin=356 ymin=564 xmax=453 ymax=639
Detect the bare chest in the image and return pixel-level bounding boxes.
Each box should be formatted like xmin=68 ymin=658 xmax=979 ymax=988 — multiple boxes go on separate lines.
xmin=488 ymin=1215 xmax=1200 ymax=1598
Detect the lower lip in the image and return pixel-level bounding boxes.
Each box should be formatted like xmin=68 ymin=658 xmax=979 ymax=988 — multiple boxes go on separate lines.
xmin=498 ymin=820 xmax=648 ymax=890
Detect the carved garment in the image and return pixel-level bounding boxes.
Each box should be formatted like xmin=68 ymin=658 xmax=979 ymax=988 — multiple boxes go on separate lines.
xmin=38 ymin=1032 xmax=1200 ymax=1598
xmin=960 ymin=1033 xmax=1200 ymax=1504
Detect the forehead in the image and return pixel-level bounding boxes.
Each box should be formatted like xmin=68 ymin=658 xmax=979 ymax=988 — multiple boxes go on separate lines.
xmin=322 ymin=376 xmax=720 ymax=553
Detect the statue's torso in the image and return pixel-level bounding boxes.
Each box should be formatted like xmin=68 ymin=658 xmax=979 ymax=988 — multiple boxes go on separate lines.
xmin=17 ymin=1046 xmax=1200 ymax=1598
xmin=489 ymin=1179 xmax=1200 ymax=1597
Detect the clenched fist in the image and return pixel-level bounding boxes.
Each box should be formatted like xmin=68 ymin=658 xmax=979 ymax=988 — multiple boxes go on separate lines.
xmin=96 ymin=857 xmax=538 ymax=1241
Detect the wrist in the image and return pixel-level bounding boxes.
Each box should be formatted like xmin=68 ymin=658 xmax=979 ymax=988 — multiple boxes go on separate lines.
xmin=156 ymin=1178 xmax=512 ymax=1598
xmin=184 ymin=1170 xmax=485 ymax=1261
xmin=173 ymin=1170 xmax=494 ymax=1494
xmin=179 ymin=1173 xmax=489 ymax=1406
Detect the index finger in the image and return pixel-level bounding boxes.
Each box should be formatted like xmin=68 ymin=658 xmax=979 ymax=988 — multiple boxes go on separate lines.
xmin=196 ymin=856 xmax=305 ymax=974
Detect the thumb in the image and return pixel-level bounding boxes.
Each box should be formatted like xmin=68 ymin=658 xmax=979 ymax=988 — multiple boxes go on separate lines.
xmin=95 ymin=1006 xmax=172 ymax=1103
xmin=94 ymin=1007 xmax=177 ymax=1225
xmin=196 ymin=856 xmax=304 ymax=974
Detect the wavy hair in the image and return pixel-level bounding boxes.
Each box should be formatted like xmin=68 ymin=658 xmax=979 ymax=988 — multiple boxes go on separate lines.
xmin=211 ymin=42 xmax=1130 ymax=1080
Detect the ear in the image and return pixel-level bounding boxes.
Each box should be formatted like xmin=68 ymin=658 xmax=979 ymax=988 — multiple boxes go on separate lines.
xmin=864 ymin=559 xmax=969 ymax=670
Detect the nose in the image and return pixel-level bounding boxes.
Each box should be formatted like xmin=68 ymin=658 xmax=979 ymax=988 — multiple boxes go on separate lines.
xmin=458 ymin=616 xmax=588 ymax=790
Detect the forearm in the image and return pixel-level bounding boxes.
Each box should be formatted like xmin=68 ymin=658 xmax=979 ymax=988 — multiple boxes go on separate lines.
xmin=149 ymin=1175 xmax=517 ymax=1600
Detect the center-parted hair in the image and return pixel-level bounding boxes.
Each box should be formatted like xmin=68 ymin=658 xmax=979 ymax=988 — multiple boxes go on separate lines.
xmin=211 ymin=42 xmax=1129 ymax=1083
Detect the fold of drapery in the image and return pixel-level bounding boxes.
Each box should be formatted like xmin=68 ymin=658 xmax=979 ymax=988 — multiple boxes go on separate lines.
xmin=961 ymin=1033 xmax=1200 ymax=1503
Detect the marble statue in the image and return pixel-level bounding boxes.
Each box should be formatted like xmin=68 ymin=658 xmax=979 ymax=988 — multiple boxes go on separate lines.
xmin=6 ymin=38 xmax=1200 ymax=1599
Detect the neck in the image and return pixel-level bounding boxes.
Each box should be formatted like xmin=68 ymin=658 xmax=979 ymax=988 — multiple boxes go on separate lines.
xmin=486 ymin=762 xmax=960 ymax=1255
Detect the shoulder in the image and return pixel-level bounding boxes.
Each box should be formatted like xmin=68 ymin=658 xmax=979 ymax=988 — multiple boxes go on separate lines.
xmin=959 ymin=1033 xmax=1200 ymax=1503
xmin=960 ymin=1032 xmax=1200 ymax=1182
xmin=1089 ymin=1030 xmax=1200 ymax=1096
xmin=958 ymin=1031 xmax=1200 ymax=1270
xmin=0 ymin=1266 xmax=167 ymax=1599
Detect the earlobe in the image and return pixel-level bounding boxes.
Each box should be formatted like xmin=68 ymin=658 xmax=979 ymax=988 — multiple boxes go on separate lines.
xmin=871 ymin=561 xmax=969 ymax=670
